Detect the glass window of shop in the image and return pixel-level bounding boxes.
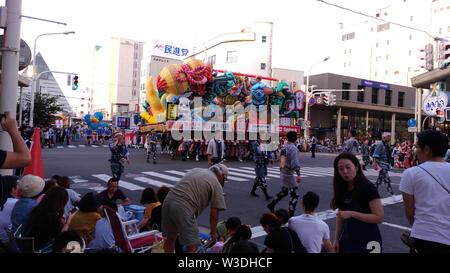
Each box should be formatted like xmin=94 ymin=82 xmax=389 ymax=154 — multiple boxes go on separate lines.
xmin=357 ymin=85 xmax=365 ymax=102
xmin=385 ymin=90 xmax=392 ymax=106
xmin=342 ymin=82 xmax=350 ymax=100
xmin=372 ymin=88 xmax=379 ymax=104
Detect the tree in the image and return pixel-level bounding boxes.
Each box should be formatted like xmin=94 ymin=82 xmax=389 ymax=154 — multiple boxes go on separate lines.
xmin=22 ymin=93 xmax=63 ymax=128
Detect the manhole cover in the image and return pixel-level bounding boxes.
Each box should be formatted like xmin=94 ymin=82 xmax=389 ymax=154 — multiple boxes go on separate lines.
xmin=71 ymin=182 xmax=102 ymax=189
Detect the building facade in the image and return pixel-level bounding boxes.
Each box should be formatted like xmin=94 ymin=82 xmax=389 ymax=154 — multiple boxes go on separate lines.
xmin=334 ymin=0 xmax=450 ymax=87
xmin=89 ymin=38 xmax=144 ymax=120
xmin=308 ymin=73 xmax=416 ymax=144
xmin=189 ymin=22 xmax=274 ymax=80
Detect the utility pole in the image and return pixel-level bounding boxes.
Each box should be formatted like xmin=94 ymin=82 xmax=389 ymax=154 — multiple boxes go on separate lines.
xmin=0 ymin=0 xmax=22 ymax=175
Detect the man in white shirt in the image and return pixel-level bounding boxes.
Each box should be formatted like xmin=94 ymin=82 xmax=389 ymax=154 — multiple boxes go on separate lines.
xmin=399 ymin=130 xmax=450 ymax=253
xmin=288 ymin=191 xmax=334 ymax=253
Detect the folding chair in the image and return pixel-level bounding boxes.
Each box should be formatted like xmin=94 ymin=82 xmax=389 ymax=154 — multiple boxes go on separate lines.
xmin=104 ymin=206 xmax=162 ymax=253
xmin=11 ymin=225 xmax=53 ymax=253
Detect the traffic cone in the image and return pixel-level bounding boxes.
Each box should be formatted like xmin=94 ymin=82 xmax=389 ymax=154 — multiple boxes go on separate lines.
xmin=24 ymin=128 xmax=44 ymax=179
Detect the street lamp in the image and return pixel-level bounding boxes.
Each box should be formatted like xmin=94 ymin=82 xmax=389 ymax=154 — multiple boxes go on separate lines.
xmin=303 ymin=56 xmax=330 ymax=139
xmin=28 ymin=31 xmax=75 ymax=127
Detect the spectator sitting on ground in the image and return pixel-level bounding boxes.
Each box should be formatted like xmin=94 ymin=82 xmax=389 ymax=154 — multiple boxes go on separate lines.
xmin=57 ymin=176 xmax=81 ymax=217
xmin=229 ymin=240 xmax=259 ymax=253
xmin=221 ymin=224 xmax=253 ymax=253
xmin=97 ymin=177 xmax=130 ymax=205
xmin=0 ymin=112 xmax=31 ymax=169
xmin=148 ymin=186 xmax=171 ymax=231
xmin=288 ymin=191 xmax=334 ymax=253
xmin=0 ymin=176 xmax=19 ymax=245
xmin=88 ymin=200 xmax=117 ymax=250
xmin=69 ymin=192 xmax=102 ymax=244
xmin=211 ymin=216 xmax=242 ymax=253
xmin=52 ymin=230 xmax=85 ymax=253
xmin=138 ymin=187 xmax=160 ymax=230
xmin=275 ymin=208 xmax=290 ymax=227
xmin=260 ymin=212 xmax=306 ymax=253
xmin=24 ymin=186 xmax=76 ymax=251
xmin=11 ymin=175 xmax=45 ymax=233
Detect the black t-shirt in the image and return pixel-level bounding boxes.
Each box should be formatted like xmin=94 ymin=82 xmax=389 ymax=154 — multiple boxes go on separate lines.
xmin=97 ymin=189 xmax=127 ymax=204
xmin=338 ymin=181 xmax=382 ymax=253
xmin=264 ymin=227 xmax=307 ymax=253
xmin=0 ymin=149 xmax=6 ymax=168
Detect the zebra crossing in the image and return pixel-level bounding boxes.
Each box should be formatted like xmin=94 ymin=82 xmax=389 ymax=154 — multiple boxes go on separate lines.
xmin=69 ymin=166 xmax=402 ymax=193
xmin=52 ymin=144 xmax=110 ymax=149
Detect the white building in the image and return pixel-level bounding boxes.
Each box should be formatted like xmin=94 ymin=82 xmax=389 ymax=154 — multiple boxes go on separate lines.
xmin=89 ymin=38 xmax=143 ymax=120
xmin=334 ymin=0 xmax=449 ymax=87
xmin=189 ymin=22 xmax=275 ymax=80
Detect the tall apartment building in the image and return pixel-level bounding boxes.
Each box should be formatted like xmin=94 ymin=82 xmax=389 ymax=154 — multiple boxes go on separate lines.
xmin=334 ymin=0 xmax=449 ymax=87
xmin=90 ymin=38 xmax=143 ymax=120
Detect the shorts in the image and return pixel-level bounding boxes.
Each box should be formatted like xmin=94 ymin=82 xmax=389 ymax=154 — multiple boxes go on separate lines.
xmin=280 ymin=173 xmax=297 ymax=188
xmin=161 ymin=199 xmax=200 ymax=246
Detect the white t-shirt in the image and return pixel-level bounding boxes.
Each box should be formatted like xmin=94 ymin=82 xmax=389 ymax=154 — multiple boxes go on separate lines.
xmin=0 ymin=198 xmax=18 ymax=243
xmin=399 ymin=161 xmax=450 ymax=245
xmin=288 ymin=214 xmax=330 ymax=253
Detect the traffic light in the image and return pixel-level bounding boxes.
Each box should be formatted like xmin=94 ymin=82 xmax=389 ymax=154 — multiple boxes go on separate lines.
xmin=329 ymin=94 xmax=337 ymax=105
xmin=72 ymin=75 xmax=79 ymax=90
xmin=446 ymin=108 xmax=450 ymax=122
xmin=323 ymin=94 xmax=330 ymax=106
xmin=438 ymin=41 xmax=450 ymax=69
xmin=436 ymin=109 xmax=445 ymax=124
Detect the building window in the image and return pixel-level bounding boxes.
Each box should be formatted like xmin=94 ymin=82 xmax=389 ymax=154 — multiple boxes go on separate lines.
xmin=377 ymin=22 xmax=390 ymax=32
xmin=226 ymin=51 xmax=238 ymax=63
xmin=262 ymin=36 xmax=267 ymax=43
xmin=386 ymin=40 xmax=390 ymax=45
xmin=385 ymin=89 xmax=392 ymax=106
xmin=349 ymin=49 xmax=352 ymax=53
xmin=448 ymin=26 xmax=450 ymax=32
xmin=357 ymin=85 xmax=365 ymax=102
xmin=260 ymin=63 xmax=266 ymax=70
xmin=385 ymin=70 xmax=388 ymax=75
xmin=398 ymin=92 xmax=405 ymax=107
xmin=372 ymin=88 xmax=379 ymax=104
xmin=342 ymin=32 xmax=355 ymax=41
xmin=408 ymin=50 xmax=412 ymax=56
xmin=344 ymin=49 xmax=346 ymax=54
xmin=208 ymin=55 xmax=216 ymax=65
xmin=409 ymin=34 xmax=413 ymax=40
xmin=410 ymin=16 xmax=413 ymax=21
xmin=386 ymin=54 xmax=389 ymax=60
xmin=342 ymin=82 xmax=350 ymax=100
xmin=375 ymin=42 xmax=378 ymax=48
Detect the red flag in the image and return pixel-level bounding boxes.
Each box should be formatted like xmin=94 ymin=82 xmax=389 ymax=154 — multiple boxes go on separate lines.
xmin=23 ymin=128 xmax=44 ymax=178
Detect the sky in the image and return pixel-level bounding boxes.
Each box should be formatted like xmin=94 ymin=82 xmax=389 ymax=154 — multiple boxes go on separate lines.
xmin=1 ymin=0 xmax=391 ymax=100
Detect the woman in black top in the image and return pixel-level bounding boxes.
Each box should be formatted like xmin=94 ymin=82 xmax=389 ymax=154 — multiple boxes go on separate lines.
xmin=331 ymin=152 xmax=384 ymax=253
xmin=260 ymin=212 xmax=306 ymax=253
xmin=25 ymin=187 xmax=73 ymax=250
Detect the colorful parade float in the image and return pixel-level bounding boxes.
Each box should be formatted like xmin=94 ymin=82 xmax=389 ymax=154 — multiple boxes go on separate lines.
xmin=138 ymin=58 xmax=305 ymax=157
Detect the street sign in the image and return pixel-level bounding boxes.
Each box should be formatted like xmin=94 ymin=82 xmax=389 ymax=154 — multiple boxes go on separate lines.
xmin=407 ymin=118 xmax=417 ymax=127
xmin=316 ymin=96 xmax=323 ymax=105
xmin=305 ymin=120 xmax=311 ymax=128
xmin=0 ymin=35 xmax=32 ymax=71
xmin=309 ymin=97 xmax=316 ymax=106
xmin=407 ymin=127 xmax=417 ymax=133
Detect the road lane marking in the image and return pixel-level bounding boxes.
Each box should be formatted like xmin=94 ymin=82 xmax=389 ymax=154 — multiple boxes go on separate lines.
xmin=142 ymin=171 xmax=181 ymax=182
xmin=134 ymin=177 xmax=174 ymax=188
xmin=92 ymin=174 xmax=144 ymax=191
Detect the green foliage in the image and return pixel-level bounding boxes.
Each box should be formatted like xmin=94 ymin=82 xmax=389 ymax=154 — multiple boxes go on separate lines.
xmin=25 ymin=93 xmax=63 ymax=128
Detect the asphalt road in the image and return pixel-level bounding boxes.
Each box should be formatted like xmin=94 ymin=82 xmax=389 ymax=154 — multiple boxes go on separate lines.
xmin=42 ymin=142 xmax=410 ymax=253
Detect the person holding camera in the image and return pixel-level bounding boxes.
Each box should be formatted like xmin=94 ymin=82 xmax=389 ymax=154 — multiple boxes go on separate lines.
xmin=0 ymin=112 xmax=31 ymax=169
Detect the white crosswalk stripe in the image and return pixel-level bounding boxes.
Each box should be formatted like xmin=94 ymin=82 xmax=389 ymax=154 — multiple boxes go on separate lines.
xmin=181 ymin=170 xmax=249 ymax=182
xmin=165 ymin=170 xmax=187 ymax=176
xmin=134 ymin=177 xmax=174 ymax=188
xmin=92 ymin=174 xmax=144 ymax=191
xmin=78 ymin=145 xmax=85 ymax=148
xmin=229 ymin=167 xmax=280 ymax=179
xmin=68 ymin=145 xmax=76 ymax=148
xmin=91 ymin=145 xmax=99 ymax=148
xmin=142 ymin=171 xmax=181 ymax=182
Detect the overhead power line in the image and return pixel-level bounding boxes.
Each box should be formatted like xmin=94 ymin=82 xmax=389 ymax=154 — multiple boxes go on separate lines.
xmin=316 ymin=0 xmax=443 ymax=41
